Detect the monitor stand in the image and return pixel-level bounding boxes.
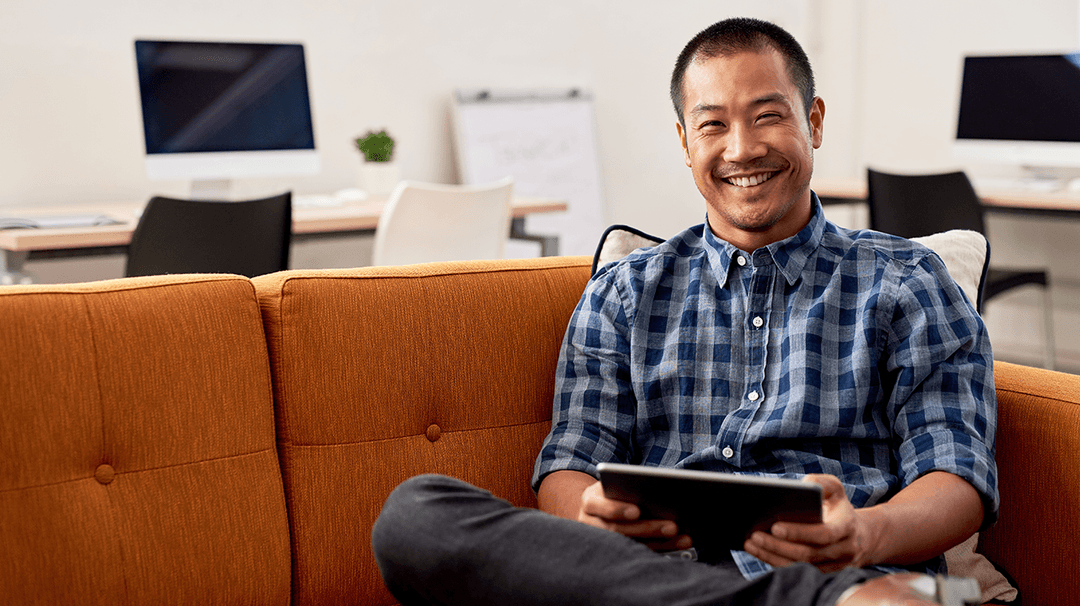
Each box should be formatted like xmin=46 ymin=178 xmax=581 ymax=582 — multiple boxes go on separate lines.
xmin=190 ymin=179 xmax=233 ymax=201
xmin=973 ymin=166 xmax=1068 ymax=193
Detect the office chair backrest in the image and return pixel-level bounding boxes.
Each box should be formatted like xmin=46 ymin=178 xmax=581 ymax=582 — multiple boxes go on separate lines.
xmin=125 ymin=192 xmax=292 ymax=278
xmin=371 ymin=177 xmax=514 ymax=266
xmin=866 ymin=169 xmax=986 ymax=238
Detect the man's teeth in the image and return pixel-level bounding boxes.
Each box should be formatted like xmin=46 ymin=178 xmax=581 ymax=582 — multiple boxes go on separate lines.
xmin=726 ymin=172 xmax=777 ymax=187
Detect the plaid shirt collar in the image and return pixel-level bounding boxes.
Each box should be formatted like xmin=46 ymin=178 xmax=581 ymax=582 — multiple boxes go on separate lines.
xmin=703 ymin=192 xmax=826 ymax=289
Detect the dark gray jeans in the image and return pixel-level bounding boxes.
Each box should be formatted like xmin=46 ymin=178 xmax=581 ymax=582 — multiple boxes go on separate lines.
xmin=371 ymin=474 xmax=881 ymax=606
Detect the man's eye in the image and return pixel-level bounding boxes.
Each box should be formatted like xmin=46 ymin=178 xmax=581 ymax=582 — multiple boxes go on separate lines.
xmin=757 ymin=113 xmax=782 ymax=123
xmin=700 ymin=120 xmax=725 ymax=129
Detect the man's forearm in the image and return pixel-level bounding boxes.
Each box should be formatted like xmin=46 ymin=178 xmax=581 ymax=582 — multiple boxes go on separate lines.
xmin=537 ymin=469 xmax=598 ymax=520
xmin=861 ymin=471 xmax=985 ymax=566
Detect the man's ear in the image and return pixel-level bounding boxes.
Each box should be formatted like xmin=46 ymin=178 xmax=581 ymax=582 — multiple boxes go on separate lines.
xmin=676 ymin=121 xmax=692 ymax=167
xmin=809 ymin=96 xmax=825 ymax=149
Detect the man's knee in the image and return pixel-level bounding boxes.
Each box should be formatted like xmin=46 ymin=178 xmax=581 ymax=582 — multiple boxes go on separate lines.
xmin=372 ymin=474 xmax=509 ymax=601
xmin=372 ymin=475 xmax=498 ymax=563
xmin=374 ymin=475 xmax=462 ymax=549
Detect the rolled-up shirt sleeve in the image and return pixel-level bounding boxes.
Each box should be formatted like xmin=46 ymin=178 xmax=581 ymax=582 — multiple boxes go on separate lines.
xmin=532 ymin=269 xmax=639 ymax=491
xmin=883 ymin=252 xmax=999 ymax=528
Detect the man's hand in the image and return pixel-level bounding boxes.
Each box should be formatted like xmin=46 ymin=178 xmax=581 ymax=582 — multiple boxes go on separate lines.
xmin=538 ymin=469 xmax=692 ymax=552
xmin=742 ymin=471 xmax=984 ymax=573
xmin=742 ymin=474 xmax=876 ymax=572
xmin=577 ymin=480 xmax=694 ymax=551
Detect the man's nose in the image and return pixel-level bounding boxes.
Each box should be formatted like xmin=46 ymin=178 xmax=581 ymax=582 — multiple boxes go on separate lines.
xmin=722 ymin=125 xmax=767 ymax=163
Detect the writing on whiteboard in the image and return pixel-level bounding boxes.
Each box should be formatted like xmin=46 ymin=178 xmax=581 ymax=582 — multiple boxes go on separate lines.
xmin=453 ymin=91 xmax=606 ymax=257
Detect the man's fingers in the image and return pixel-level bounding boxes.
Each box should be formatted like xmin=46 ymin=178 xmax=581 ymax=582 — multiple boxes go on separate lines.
xmin=742 ymin=533 xmax=796 ymax=567
xmin=583 ymin=499 xmax=641 ymax=522
xmin=770 ymin=520 xmax=845 ymax=546
xmin=802 ymin=473 xmax=847 ymax=502
xmin=579 ymin=481 xmax=641 ymax=522
xmin=746 ymin=530 xmax=816 ymax=563
xmin=745 ymin=530 xmax=853 ymax=567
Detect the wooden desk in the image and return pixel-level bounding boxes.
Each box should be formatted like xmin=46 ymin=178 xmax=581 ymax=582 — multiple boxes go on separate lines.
xmin=0 ymin=195 xmax=567 ymax=283
xmin=812 ymin=176 xmax=1080 ymax=218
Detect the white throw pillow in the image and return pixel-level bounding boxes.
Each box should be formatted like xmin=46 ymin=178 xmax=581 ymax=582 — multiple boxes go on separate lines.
xmin=911 ymin=229 xmax=988 ymax=312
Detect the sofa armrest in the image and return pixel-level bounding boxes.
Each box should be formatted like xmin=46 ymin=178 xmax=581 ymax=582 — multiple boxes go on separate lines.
xmin=977 ymin=361 xmax=1080 ymax=606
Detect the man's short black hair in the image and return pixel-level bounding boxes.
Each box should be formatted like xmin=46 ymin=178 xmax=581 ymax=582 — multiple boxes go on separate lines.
xmin=670 ymin=17 xmax=816 ymax=126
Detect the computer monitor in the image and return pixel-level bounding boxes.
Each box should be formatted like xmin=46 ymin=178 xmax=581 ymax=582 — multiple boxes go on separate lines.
xmin=954 ymin=53 xmax=1080 ymax=182
xmin=134 ymin=40 xmax=320 ymax=198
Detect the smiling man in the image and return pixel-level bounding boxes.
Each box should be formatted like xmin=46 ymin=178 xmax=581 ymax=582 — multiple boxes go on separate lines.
xmin=373 ymin=17 xmax=996 ymax=606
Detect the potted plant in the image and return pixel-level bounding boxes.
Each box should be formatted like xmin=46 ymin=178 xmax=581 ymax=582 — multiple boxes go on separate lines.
xmin=355 ymin=130 xmax=400 ymax=196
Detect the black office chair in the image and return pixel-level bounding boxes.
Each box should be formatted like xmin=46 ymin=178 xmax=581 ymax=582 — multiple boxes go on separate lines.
xmin=866 ymin=168 xmax=1055 ymax=368
xmin=125 ymin=192 xmax=292 ymax=278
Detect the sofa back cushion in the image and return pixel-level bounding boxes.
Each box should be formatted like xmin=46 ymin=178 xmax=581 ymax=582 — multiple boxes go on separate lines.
xmin=0 ymin=275 xmax=290 ymax=605
xmin=253 ymin=257 xmax=592 ymax=606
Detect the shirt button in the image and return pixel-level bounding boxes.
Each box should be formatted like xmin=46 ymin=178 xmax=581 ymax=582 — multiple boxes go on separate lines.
xmin=747 ymin=390 xmax=760 ymax=402
xmin=722 ymin=446 xmax=734 ymax=458
xmin=736 ymin=255 xmax=747 ymax=266
xmin=752 ymin=316 xmax=764 ymax=328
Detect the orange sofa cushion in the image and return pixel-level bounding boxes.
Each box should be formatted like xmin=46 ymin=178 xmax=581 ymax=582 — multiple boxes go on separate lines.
xmin=979 ymin=361 xmax=1080 ymax=606
xmin=0 ymin=275 xmax=290 ymax=605
xmin=254 ymin=257 xmax=592 ymax=606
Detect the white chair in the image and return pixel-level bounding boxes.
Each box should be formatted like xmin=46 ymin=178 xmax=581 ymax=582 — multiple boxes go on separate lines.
xmin=371 ymin=177 xmax=514 ymax=266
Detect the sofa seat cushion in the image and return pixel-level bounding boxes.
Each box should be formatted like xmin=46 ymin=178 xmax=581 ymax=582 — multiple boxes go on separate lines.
xmin=0 ymin=275 xmax=290 ymax=605
xmin=254 ymin=257 xmax=593 ymax=606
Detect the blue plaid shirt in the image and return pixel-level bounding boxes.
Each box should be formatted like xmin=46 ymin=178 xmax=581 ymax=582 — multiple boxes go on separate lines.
xmin=532 ymin=196 xmax=998 ymax=579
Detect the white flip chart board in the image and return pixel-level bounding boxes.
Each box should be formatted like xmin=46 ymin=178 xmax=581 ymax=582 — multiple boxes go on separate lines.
xmin=452 ymin=88 xmax=606 ymax=257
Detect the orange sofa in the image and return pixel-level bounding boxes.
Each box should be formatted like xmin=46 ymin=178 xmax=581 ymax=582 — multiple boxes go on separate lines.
xmin=1 ymin=257 xmax=1077 ymax=605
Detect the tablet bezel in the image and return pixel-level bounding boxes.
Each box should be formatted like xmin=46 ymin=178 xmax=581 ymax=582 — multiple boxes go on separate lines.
xmin=596 ymin=462 xmax=824 ymax=552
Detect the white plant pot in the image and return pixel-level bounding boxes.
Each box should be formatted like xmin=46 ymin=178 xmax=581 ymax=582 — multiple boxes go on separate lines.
xmin=357 ymin=161 xmax=401 ymax=196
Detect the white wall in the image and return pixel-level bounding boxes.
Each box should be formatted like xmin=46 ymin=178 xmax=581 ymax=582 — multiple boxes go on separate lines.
xmin=3 ymin=0 xmax=1080 ymax=370
xmin=0 ymin=0 xmax=807 ymax=236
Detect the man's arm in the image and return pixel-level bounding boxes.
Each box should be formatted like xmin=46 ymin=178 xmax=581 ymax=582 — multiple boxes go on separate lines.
xmin=537 ymin=469 xmax=597 ymax=520
xmin=538 ymin=469 xmax=692 ymax=551
xmin=742 ymin=471 xmax=984 ymax=573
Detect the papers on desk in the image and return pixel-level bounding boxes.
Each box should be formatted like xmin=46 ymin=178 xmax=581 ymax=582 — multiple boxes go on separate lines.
xmin=294 ymin=189 xmax=370 ymax=208
xmin=0 ymin=214 xmax=124 ymax=229
xmin=972 ymin=177 xmax=1065 ymax=193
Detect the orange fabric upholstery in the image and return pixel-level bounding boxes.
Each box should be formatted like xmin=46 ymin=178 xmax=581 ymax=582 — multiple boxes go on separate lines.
xmin=978 ymin=361 xmax=1080 ymax=606
xmin=252 ymin=257 xmax=592 ymax=606
xmin=0 ymin=275 xmax=290 ymax=605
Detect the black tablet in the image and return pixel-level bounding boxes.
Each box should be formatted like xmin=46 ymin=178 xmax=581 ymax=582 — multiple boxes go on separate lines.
xmin=596 ymin=463 xmax=823 ymax=551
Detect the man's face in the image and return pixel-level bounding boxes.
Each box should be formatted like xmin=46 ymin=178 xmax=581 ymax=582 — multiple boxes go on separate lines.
xmin=677 ymin=48 xmax=824 ymax=251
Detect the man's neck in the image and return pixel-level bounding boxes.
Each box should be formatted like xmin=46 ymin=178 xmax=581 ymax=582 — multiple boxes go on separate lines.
xmin=706 ymin=199 xmax=813 ymax=253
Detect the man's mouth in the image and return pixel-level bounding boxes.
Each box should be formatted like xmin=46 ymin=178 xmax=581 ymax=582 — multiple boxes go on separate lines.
xmin=723 ymin=171 xmax=779 ymax=188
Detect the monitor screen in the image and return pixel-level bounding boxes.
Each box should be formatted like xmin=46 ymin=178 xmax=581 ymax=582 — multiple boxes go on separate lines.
xmin=954 ymin=53 xmax=1080 ymax=170
xmin=134 ymin=40 xmax=319 ymax=189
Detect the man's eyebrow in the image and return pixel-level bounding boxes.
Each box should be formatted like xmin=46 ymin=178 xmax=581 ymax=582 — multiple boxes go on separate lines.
xmin=688 ymin=93 xmax=792 ymax=119
xmin=752 ymin=92 xmax=790 ymax=107
xmin=689 ymin=103 xmax=724 ymax=118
